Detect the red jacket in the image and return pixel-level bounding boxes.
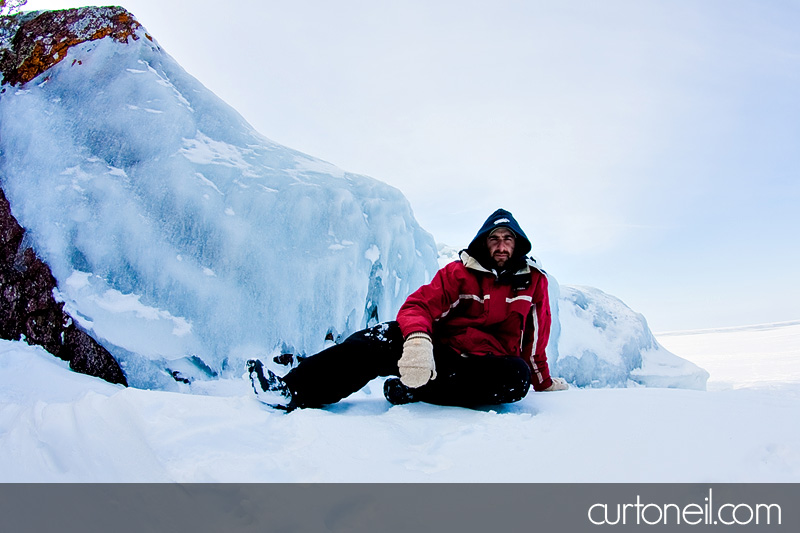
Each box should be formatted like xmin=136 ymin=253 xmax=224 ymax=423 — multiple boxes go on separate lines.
xmin=396 ymin=251 xmax=553 ymax=391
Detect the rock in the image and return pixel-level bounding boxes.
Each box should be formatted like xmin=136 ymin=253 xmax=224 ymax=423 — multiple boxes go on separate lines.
xmin=0 ymin=188 xmax=127 ymax=386
xmin=1 ymin=6 xmax=149 ymax=86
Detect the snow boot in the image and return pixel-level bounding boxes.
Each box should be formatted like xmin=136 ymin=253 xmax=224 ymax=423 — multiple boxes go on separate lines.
xmin=247 ymin=359 xmax=294 ymax=411
xmin=383 ymin=377 xmax=419 ymax=405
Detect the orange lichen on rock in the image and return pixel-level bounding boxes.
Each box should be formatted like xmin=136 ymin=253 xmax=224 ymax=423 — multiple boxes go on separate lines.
xmin=1 ymin=7 xmax=147 ymax=86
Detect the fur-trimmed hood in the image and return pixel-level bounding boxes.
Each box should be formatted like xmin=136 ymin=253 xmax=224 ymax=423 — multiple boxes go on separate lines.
xmin=459 ymin=249 xmax=545 ymax=278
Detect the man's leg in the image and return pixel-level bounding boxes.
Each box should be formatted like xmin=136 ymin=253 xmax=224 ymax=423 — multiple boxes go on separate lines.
xmin=413 ymin=347 xmax=532 ymax=407
xmin=280 ymin=321 xmax=403 ymax=408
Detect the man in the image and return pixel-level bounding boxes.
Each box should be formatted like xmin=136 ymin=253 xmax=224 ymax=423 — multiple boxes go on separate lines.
xmin=248 ymin=208 xmax=568 ymax=411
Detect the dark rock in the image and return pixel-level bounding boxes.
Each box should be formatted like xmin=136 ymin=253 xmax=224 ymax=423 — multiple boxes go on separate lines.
xmin=65 ymin=325 xmax=127 ymax=385
xmin=0 ymin=187 xmax=127 ymax=386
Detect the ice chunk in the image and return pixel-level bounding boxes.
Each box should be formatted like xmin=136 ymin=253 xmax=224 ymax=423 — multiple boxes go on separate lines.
xmin=551 ymin=284 xmax=708 ymax=389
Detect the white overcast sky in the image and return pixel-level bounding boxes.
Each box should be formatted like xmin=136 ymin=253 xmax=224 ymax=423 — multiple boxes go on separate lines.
xmin=19 ymin=0 xmax=800 ymax=331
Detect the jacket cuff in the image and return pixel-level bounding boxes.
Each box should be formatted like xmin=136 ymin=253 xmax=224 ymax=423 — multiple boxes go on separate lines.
xmin=405 ymin=331 xmax=432 ymax=343
xmin=533 ymin=376 xmax=553 ymax=392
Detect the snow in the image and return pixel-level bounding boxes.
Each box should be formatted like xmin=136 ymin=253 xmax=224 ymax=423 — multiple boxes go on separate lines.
xmin=1 ymin=321 xmax=798 ymax=482
xmin=656 ymin=320 xmax=800 ymax=391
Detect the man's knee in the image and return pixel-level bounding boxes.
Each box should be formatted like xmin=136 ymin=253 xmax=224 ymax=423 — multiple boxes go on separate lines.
xmin=493 ymin=356 xmax=531 ymax=403
xmin=508 ymin=356 xmax=532 ymax=384
xmin=337 ymin=321 xmax=403 ymax=375
xmin=344 ymin=321 xmax=402 ymax=345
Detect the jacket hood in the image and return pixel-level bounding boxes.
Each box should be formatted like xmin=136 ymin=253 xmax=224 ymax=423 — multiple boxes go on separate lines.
xmin=466 ymin=208 xmax=532 ymax=270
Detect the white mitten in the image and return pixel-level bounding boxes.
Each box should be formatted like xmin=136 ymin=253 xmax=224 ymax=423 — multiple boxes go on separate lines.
xmin=398 ymin=332 xmax=437 ymax=388
xmin=544 ymin=377 xmax=569 ymax=391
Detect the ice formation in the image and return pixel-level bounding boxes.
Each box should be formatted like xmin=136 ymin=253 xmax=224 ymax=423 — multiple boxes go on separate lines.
xmin=0 ymin=9 xmax=438 ymax=388
xmin=0 ymin=8 xmax=706 ymax=391
xmin=550 ymin=284 xmax=708 ymax=390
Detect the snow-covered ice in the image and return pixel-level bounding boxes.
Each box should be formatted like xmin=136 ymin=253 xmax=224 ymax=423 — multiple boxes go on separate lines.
xmin=0 ymin=26 xmax=439 ymax=387
xmin=552 ymin=284 xmax=708 ymax=390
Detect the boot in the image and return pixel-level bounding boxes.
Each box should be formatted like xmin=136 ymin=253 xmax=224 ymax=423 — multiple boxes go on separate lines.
xmin=247 ymin=359 xmax=294 ymax=411
xmin=383 ymin=377 xmax=419 ymax=405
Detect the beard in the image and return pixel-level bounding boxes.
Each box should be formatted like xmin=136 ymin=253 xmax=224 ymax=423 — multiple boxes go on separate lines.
xmin=491 ymin=251 xmax=511 ymax=268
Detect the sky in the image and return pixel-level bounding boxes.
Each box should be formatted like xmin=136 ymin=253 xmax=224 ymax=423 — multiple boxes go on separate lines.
xmin=16 ymin=0 xmax=800 ymax=332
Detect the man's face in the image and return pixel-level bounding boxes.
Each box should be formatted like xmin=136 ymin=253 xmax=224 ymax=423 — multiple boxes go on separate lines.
xmin=486 ymin=228 xmax=515 ymax=268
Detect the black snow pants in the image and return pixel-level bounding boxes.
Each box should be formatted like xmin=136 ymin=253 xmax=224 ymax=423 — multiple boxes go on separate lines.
xmin=281 ymin=321 xmax=532 ymax=409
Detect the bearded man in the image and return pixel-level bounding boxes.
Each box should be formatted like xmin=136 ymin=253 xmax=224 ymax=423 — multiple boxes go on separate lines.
xmin=249 ymin=208 xmax=568 ymax=411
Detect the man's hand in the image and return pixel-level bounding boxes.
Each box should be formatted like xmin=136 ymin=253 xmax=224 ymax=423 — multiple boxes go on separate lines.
xmin=543 ymin=377 xmax=569 ymax=391
xmin=398 ymin=332 xmax=437 ymax=388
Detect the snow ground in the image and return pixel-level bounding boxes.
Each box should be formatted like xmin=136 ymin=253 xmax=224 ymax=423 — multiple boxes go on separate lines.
xmin=1 ymin=321 xmax=799 ymax=482
xmin=656 ymin=320 xmax=800 ymax=391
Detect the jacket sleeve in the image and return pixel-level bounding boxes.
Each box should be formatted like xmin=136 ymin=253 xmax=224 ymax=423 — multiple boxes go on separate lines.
xmin=522 ymin=273 xmax=553 ymax=391
xmin=396 ymin=262 xmax=463 ymax=338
